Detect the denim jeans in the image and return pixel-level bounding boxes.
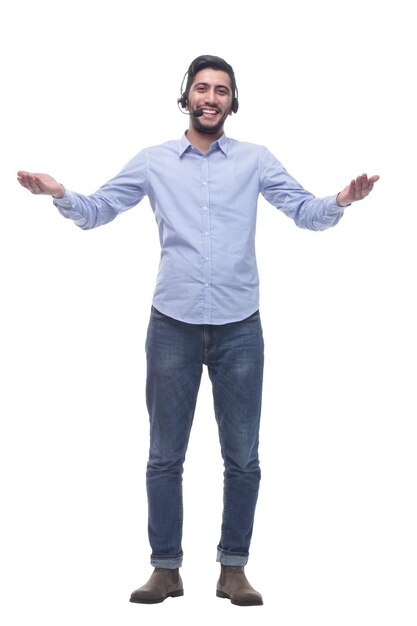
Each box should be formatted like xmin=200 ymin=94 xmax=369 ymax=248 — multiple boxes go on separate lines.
xmin=145 ymin=306 xmax=264 ymax=568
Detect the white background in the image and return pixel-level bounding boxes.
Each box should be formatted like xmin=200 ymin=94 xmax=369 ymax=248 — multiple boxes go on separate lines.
xmin=1 ymin=0 xmax=416 ymax=624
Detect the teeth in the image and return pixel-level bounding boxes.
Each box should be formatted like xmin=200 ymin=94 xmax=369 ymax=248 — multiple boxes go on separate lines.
xmin=202 ymin=108 xmax=217 ymax=115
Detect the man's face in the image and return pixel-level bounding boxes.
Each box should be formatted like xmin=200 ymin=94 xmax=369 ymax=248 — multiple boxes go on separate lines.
xmin=187 ymin=68 xmax=233 ymax=135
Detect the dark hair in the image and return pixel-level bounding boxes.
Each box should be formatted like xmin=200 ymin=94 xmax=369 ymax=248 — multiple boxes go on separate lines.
xmin=178 ymin=54 xmax=239 ymax=113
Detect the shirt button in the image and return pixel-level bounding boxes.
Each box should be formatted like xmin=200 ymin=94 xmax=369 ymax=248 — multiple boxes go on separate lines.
xmin=203 ymin=206 xmax=208 ymax=211
xmin=203 ymin=181 xmax=207 ymax=186
xmin=204 ymin=283 xmax=210 ymax=288
xmin=204 ymin=231 xmax=209 ymax=236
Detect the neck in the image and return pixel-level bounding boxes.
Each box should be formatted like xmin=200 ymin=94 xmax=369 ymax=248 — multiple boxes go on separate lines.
xmin=186 ymin=125 xmax=224 ymax=154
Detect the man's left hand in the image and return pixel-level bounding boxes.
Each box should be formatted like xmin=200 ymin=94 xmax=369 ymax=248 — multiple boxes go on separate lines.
xmin=337 ymin=173 xmax=380 ymax=207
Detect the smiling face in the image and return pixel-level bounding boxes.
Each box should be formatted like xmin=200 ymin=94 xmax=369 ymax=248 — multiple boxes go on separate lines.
xmin=187 ymin=68 xmax=233 ymax=136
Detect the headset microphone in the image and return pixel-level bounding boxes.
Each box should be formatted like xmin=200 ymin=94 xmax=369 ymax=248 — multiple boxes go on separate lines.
xmin=192 ymin=109 xmax=204 ymax=117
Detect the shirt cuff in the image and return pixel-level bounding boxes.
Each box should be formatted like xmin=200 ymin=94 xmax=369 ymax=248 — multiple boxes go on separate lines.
xmin=52 ymin=189 xmax=88 ymax=228
xmin=52 ymin=188 xmax=72 ymax=208
xmin=327 ymin=193 xmax=346 ymax=213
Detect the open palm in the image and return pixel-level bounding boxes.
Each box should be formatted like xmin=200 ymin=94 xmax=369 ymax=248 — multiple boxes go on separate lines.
xmin=17 ymin=171 xmax=64 ymax=198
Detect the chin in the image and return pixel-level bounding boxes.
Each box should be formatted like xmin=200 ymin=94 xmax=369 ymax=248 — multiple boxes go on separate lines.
xmin=192 ymin=118 xmax=225 ymax=135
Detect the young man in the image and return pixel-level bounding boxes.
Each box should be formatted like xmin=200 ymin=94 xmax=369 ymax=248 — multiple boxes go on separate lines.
xmin=17 ymin=55 xmax=379 ymax=606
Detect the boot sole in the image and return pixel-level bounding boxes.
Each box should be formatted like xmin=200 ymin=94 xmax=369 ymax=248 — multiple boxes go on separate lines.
xmin=216 ymin=590 xmax=263 ymax=606
xmin=130 ymin=589 xmax=184 ymax=604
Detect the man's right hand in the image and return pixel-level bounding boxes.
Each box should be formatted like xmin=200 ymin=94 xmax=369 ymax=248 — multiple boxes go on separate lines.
xmin=17 ymin=171 xmax=65 ymax=198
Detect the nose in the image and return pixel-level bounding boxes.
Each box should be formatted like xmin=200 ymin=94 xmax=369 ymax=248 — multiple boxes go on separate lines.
xmin=204 ymin=87 xmax=217 ymax=103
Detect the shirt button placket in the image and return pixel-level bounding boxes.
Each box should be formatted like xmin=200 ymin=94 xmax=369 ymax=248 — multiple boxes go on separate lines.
xmin=202 ymin=159 xmax=212 ymax=324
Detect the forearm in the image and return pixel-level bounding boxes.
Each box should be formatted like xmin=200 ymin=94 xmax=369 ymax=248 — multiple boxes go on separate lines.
xmin=52 ymin=151 xmax=148 ymax=229
xmin=288 ymin=193 xmax=345 ymax=231
xmin=260 ymin=149 xmax=345 ymax=231
xmin=53 ymin=188 xmax=119 ymax=229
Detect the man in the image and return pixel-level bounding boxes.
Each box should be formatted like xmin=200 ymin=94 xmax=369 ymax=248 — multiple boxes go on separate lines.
xmin=17 ymin=55 xmax=379 ymax=607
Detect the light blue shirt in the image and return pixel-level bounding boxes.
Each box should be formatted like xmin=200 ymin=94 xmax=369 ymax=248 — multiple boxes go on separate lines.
xmin=54 ymin=133 xmax=344 ymax=325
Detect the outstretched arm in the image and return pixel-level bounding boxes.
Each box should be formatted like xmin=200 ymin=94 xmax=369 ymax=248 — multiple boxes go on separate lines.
xmin=336 ymin=173 xmax=380 ymax=207
xmin=17 ymin=171 xmax=64 ymax=198
xmin=17 ymin=150 xmax=147 ymax=230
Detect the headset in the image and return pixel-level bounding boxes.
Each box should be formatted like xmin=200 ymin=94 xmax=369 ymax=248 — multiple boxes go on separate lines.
xmin=177 ymin=55 xmax=239 ymax=115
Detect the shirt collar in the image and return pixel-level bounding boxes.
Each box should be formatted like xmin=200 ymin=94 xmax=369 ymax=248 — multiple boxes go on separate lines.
xmin=178 ymin=132 xmax=229 ymax=157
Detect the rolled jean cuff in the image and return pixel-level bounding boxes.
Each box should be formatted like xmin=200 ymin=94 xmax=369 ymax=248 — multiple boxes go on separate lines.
xmin=216 ymin=547 xmax=248 ymax=566
xmin=150 ymin=553 xmax=183 ymax=569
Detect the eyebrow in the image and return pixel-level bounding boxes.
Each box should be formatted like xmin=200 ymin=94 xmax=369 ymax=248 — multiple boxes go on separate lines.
xmin=193 ymin=82 xmax=231 ymax=92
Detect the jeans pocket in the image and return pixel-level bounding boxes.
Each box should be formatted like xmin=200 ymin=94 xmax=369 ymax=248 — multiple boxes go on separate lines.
xmin=151 ymin=305 xmax=170 ymax=320
xmin=245 ymin=309 xmax=260 ymax=321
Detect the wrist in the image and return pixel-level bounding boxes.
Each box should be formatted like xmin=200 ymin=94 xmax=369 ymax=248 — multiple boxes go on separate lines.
xmin=336 ymin=192 xmax=351 ymax=208
xmin=52 ymin=184 xmax=65 ymax=199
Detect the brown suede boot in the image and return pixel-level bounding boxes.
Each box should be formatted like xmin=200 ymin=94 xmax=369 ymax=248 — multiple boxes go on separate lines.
xmin=130 ymin=568 xmax=183 ymax=604
xmin=216 ymin=565 xmax=263 ymax=606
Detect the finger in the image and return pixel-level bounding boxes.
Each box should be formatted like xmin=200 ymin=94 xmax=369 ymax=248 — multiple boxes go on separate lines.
xmin=347 ymin=179 xmax=356 ymax=203
xmin=21 ymin=173 xmax=41 ymax=194
xmin=362 ymin=174 xmax=374 ymax=198
xmin=17 ymin=170 xmax=33 ymax=180
xmin=25 ymin=175 xmax=40 ymax=194
xmin=34 ymin=175 xmax=46 ymax=192
xmin=354 ymin=175 xmax=364 ymax=200
xmin=29 ymin=175 xmax=44 ymax=194
xmin=17 ymin=173 xmax=33 ymax=190
xmin=366 ymin=175 xmax=380 ymax=194
xmin=359 ymin=174 xmax=369 ymax=198
xmin=359 ymin=173 xmax=372 ymax=199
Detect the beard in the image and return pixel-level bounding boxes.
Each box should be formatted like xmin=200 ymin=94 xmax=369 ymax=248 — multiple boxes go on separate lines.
xmin=190 ymin=110 xmax=229 ymax=135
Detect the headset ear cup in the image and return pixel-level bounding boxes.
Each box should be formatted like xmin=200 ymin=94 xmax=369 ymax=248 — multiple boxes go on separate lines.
xmin=177 ymin=94 xmax=187 ymax=109
xmin=232 ymin=98 xmax=239 ymax=114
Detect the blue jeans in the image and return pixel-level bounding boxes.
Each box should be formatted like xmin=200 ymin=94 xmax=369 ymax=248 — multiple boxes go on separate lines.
xmin=145 ymin=306 xmax=264 ymax=568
